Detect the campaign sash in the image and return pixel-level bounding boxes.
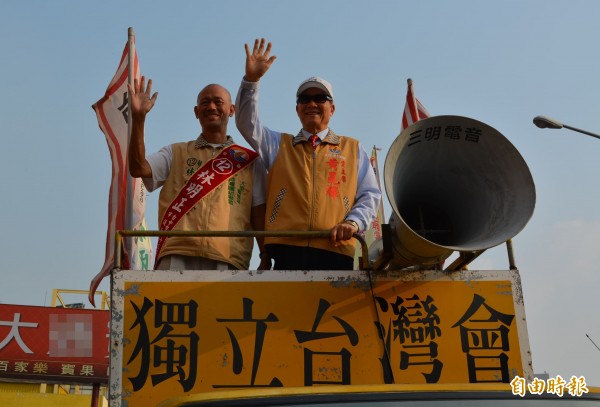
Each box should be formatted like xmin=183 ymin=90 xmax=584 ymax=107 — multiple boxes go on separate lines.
xmin=154 ymin=144 xmax=258 ymax=268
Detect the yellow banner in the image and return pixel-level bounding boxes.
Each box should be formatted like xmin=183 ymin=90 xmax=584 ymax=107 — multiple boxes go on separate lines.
xmin=111 ymin=269 xmax=531 ymax=406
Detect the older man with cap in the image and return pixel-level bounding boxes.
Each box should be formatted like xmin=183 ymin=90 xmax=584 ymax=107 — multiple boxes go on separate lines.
xmin=235 ymin=38 xmax=381 ymax=270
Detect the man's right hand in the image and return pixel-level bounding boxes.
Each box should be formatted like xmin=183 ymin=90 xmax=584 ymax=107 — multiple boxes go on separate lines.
xmin=127 ymin=76 xmax=156 ymax=179
xmin=244 ymin=38 xmax=277 ymax=82
xmin=128 ymin=76 xmax=158 ymax=118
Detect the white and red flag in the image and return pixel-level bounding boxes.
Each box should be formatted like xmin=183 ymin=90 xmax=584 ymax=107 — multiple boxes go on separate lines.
xmin=89 ymin=32 xmax=152 ymax=306
xmin=354 ymin=146 xmax=385 ymax=270
xmin=354 ymin=80 xmax=430 ymax=268
xmin=353 ymin=146 xmax=385 ymax=269
xmin=400 ymin=78 xmax=430 ymax=132
xmin=369 ymin=146 xmax=386 ymax=237
xmin=353 ymin=80 xmax=430 ymax=268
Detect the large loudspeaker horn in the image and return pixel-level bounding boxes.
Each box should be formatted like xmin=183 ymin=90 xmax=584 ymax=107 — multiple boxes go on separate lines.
xmin=372 ymin=115 xmax=536 ymax=269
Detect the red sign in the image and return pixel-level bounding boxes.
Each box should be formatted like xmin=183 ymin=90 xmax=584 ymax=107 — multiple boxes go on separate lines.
xmin=0 ymin=304 xmax=109 ymax=384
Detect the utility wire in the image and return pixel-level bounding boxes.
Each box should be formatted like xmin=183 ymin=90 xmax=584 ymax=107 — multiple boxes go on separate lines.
xmin=586 ymin=334 xmax=600 ymax=353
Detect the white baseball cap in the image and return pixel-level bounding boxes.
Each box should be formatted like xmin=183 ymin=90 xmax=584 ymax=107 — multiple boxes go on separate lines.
xmin=296 ymin=76 xmax=334 ymax=100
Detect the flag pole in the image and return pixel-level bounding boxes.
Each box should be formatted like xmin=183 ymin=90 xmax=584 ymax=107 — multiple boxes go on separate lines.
xmin=124 ymin=27 xmax=136 ymax=262
xmin=371 ymin=145 xmax=385 ymax=221
xmin=128 ymin=27 xmax=135 ymax=89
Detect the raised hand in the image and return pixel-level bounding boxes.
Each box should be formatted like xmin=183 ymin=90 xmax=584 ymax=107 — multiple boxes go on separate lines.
xmin=244 ymin=38 xmax=277 ymax=82
xmin=128 ymin=76 xmax=158 ymax=118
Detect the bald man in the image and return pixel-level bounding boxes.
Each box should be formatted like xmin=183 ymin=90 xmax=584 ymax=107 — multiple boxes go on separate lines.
xmin=128 ymin=77 xmax=268 ymax=270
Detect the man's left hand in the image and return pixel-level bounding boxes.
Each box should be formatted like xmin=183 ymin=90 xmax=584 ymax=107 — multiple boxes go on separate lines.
xmin=330 ymin=222 xmax=358 ymax=246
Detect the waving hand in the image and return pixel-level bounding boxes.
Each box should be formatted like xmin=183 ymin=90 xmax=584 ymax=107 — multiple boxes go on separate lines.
xmin=244 ymin=38 xmax=277 ymax=82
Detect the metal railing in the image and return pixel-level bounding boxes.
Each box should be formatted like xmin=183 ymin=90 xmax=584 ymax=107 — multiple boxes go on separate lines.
xmin=114 ymin=230 xmax=370 ymax=270
xmin=113 ymin=230 xmax=517 ymax=272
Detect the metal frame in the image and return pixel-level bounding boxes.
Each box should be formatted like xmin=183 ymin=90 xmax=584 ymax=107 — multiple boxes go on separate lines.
xmin=113 ymin=230 xmax=371 ymax=271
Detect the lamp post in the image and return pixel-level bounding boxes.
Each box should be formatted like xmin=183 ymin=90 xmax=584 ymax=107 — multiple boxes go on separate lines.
xmin=533 ymin=115 xmax=600 ymax=140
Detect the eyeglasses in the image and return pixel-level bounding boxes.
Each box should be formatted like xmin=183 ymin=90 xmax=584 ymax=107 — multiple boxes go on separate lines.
xmin=296 ymin=94 xmax=332 ymax=104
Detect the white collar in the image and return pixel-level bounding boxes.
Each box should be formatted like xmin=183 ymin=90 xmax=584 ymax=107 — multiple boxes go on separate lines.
xmin=301 ymin=128 xmax=329 ymax=139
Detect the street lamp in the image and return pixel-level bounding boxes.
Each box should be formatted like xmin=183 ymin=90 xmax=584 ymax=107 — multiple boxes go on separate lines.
xmin=533 ymin=115 xmax=600 ymax=140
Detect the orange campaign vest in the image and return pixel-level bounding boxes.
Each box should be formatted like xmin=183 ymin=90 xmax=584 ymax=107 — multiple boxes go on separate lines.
xmin=155 ymin=143 xmax=258 ymax=268
xmin=265 ymin=132 xmax=359 ymax=257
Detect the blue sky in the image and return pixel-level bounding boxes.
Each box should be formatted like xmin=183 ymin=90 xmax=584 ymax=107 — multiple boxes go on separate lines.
xmin=1 ymin=0 xmax=599 ymax=386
